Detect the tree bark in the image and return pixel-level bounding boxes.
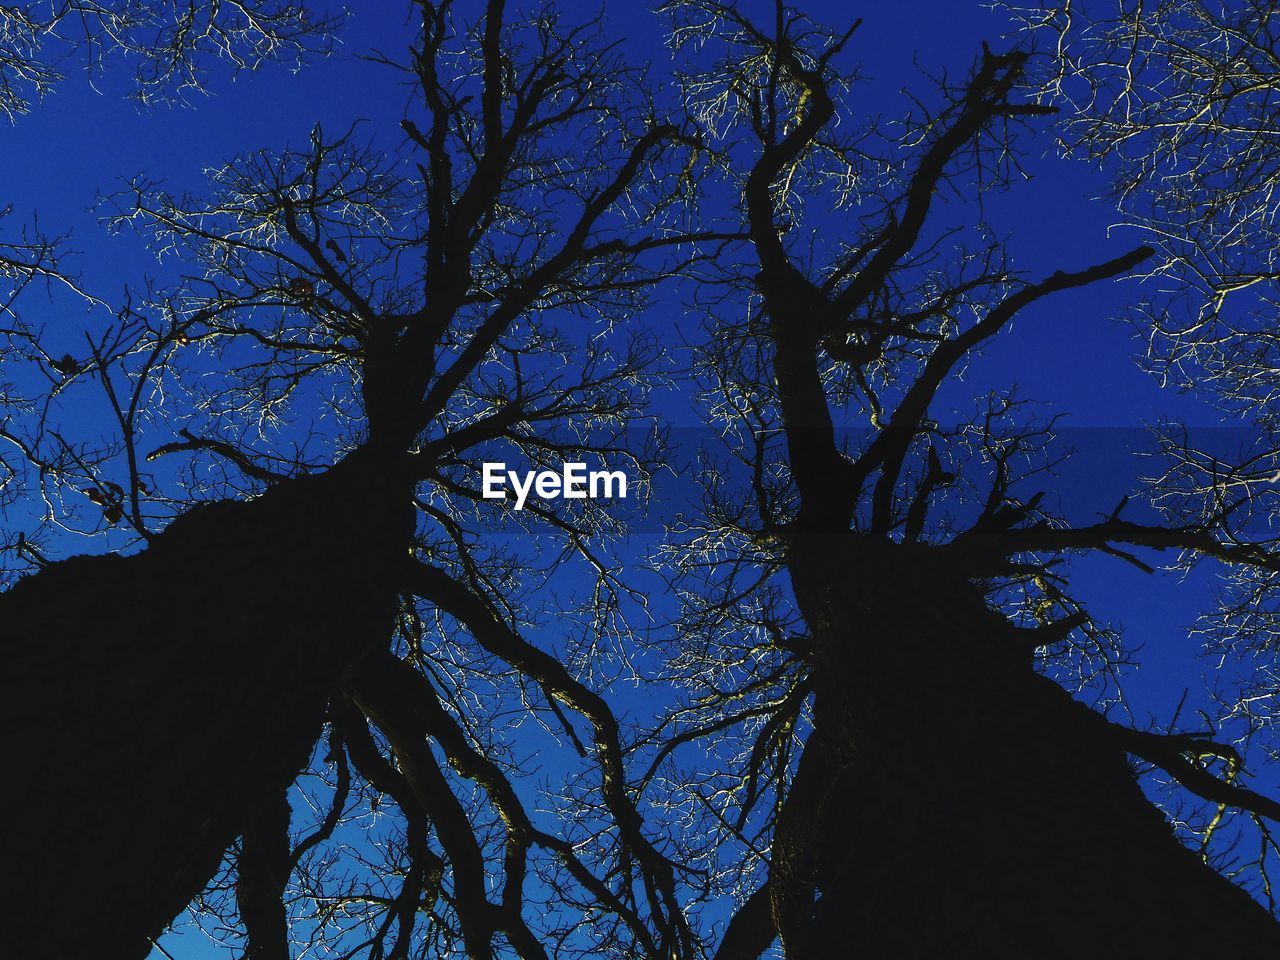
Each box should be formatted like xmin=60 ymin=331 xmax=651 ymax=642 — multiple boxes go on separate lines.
xmin=773 ymin=534 xmax=1280 ymax=958
xmin=0 ymin=452 xmax=413 ymax=958
xmin=239 ymin=787 xmax=294 ymax=960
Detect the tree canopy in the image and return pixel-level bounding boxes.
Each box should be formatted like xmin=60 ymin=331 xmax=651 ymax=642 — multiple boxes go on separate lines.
xmin=6 ymin=2 xmax=1280 ymax=958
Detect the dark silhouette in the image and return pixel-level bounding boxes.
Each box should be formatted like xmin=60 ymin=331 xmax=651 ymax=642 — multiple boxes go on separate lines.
xmin=1 ymin=454 xmax=411 ymax=956
xmin=0 ymin=3 xmax=705 ymax=956
xmin=757 ymin=540 xmax=1280 ymax=956
xmin=663 ymin=3 xmax=1280 ymax=955
xmin=6 ymin=2 xmax=1280 ymax=958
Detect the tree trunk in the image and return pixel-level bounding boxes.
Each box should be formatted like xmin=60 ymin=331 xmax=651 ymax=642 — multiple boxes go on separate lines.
xmin=0 ymin=453 xmax=413 ymax=958
xmin=773 ymin=535 xmax=1280 ymax=958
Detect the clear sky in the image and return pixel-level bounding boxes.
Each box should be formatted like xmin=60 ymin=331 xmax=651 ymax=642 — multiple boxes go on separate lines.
xmin=0 ymin=2 xmax=1256 ymax=955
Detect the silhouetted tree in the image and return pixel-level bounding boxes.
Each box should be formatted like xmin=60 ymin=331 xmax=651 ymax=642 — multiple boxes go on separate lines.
xmin=0 ymin=2 xmax=715 ymax=956
xmin=0 ymin=0 xmax=341 ymax=288
xmin=1013 ymin=0 xmax=1280 ymax=903
xmin=13 ymin=3 xmax=1280 ymax=959
xmin=653 ymin=1 xmax=1280 ymax=955
xmin=0 ymin=0 xmax=340 ymax=363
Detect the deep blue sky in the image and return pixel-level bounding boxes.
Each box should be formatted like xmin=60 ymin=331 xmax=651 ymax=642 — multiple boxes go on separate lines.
xmin=3 ymin=1 xmax=1207 ymax=427
xmin=0 ymin=2 xmax=1252 ymax=955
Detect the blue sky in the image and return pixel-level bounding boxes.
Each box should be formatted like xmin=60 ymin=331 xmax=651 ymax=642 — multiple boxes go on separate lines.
xmin=0 ymin=2 xmax=1260 ymax=955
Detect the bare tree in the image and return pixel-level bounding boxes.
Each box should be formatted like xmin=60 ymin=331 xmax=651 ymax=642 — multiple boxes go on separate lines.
xmin=0 ymin=0 xmax=341 ymax=118
xmin=0 ymin=0 xmax=342 ymax=524
xmin=1007 ymin=0 xmax=1280 ymax=414
xmin=0 ymin=2 xmax=720 ymax=957
xmin=648 ymin=1 xmax=1280 ymax=955
xmin=1009 ymin=0 xmax=1280 ymax=901
xmin=16 ymin=4 xmax=1280 ymax=958
xmin=0 ymin=1 xmax=341 ymax=387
